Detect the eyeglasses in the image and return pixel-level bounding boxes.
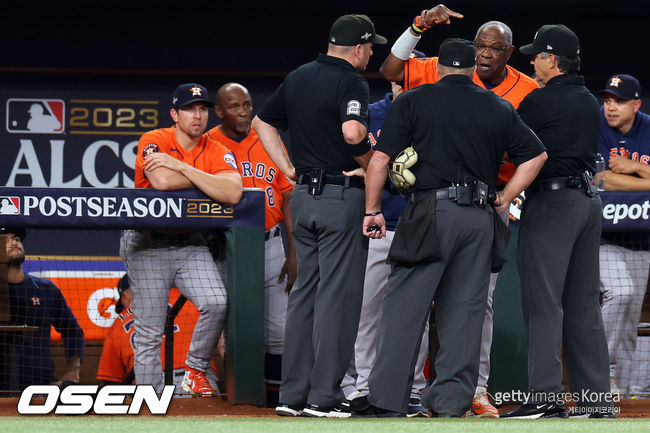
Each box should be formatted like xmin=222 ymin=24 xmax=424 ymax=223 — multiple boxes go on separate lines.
xmin=475 ymin=44 xmax=510 ymax=55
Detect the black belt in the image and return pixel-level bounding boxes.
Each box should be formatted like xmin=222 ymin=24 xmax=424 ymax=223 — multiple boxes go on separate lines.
xmin=534 ymin=176 xmax=582 ymax=192
xmin=411 ymin=187 xmax=487 ymax=207
xmin=265 ymin=226 xmax=281 ymax=241
xmin=296 ymin=173 xmax=364 ymax=189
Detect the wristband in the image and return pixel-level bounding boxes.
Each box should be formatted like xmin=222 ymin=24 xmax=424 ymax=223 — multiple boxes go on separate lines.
xmin=412 ymin=14 xmax=431 ymax=33
xmin=391 ymin=28 xmax=421 ymax=61
xmin=364 ymin=211 xmax=382 ymax=217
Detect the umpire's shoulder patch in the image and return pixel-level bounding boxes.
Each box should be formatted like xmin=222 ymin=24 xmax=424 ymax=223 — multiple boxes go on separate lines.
xmin=224 ymin=152 xmax=237 ymax=170
xmin=143 ymin=143 xmax=159 ymax=158
xmin=347 ymin=100 xmax=361 ymax=116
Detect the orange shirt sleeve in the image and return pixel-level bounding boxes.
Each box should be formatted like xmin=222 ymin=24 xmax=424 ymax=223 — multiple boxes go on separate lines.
xmin=135 ymin=128 xmax=174 ymax=189
xmin=403 ymin=57 xmax=440 ymax=90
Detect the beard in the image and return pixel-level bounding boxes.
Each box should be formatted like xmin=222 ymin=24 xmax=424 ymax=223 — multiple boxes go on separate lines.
xmin=7 ymin=252 xmax=25 ymax=268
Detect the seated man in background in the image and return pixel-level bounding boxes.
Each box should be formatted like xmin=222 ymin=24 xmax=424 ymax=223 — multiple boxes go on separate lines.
xmin=97 ymin=274 xmax=220 ymax=396
xmin=0 ymin=227 xmax=84 ymax=390
xmin=597 ymin=74 xmax=650 ymax=394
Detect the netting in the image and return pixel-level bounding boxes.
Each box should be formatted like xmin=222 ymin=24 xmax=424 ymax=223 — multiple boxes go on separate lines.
xmin=0 ymin=228 xmax=226 ymax=397
xmin=599 ymin=230 xmax=650 ymax=397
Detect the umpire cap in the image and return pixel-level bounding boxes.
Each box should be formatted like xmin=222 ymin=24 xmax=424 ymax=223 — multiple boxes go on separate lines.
xmin=438 ymin=38 xmax=476 ymax=68
xmin=329 ymin=14 xmax=387 ymax=46
xmin=519 ymin=24 xmax=580 ymax=58
xmin=115 ymin=274 xmax=130 ymax=315
xmin=0 ymin=226 xmax=26 ymax=241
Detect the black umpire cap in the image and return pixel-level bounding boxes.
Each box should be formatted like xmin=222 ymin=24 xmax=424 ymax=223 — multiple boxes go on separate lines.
xmin=115 ymin=274 xmax=130 ymax=315
xmin=0 ymin=226 xmax=26 ymax=241
xmin=438 ymin=38 xmax=476 ymax=68
xmin=519 ymin=24 xmax=580 ymax=58
xmin=329 ymin=14 xmax=387 ymax=46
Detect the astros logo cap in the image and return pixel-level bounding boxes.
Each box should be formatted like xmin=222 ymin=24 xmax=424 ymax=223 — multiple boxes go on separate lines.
xmin=171 ymin=83 xmax=215 ymax=109
xmin=598 ymin=74 xmax=641 ymax=100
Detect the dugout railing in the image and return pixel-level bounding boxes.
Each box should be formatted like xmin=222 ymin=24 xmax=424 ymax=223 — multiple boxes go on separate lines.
xmin=0 ymin=187 xmax=266 ymax=406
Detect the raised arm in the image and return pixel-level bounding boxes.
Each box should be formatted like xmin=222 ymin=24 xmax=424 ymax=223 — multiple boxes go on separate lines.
xmin=380 ymin=4 xmax=464 ymax=82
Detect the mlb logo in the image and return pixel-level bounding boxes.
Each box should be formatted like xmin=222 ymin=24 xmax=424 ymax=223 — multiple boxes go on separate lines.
xmin=0 ymin=196 xmax=20 ymax=215
xmin=6 ymin=98 xmax=65 ymax=134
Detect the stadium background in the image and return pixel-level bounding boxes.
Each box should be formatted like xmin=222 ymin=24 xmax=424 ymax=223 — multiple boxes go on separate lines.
xmin=1 ymin=0 xmax=649 ymax=415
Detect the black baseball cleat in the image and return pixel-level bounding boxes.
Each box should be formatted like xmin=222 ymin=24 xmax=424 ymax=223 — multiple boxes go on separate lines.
xmin=351 ymin=397 xmax=405 ymax=418
xmin=302 ymin=401 xmax=351 ymax=418
xmin=275 ymin=403 xmax=304 ymax=417
xmin=501 ymin=402 xmax=568 ymax=419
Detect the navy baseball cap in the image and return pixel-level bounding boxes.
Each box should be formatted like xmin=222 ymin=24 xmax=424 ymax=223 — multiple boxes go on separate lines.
xmin=115 ymin=274 xmax=130 ymax=315
xmin=438 ymin=38 xmax=476 ymax=68
xmin=172 ymin=83 xmax=214 ymax=109
xmin=520 ymin=24 xmax=580 ymax=58
xmin=0 ymin=226 xmax=26 ymax=241
xmin=599 ymin=74 xmax=641 ymax=100
xmin=329 ymin=14 xmax=387 ymax=46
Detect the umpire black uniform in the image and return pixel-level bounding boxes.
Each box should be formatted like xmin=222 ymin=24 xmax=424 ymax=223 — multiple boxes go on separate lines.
xmin=253 ymin=15 xmax=387 ymax=417
xmin=356 ymin=39 xmax=547 ymax=418
xmin=504 ymin=25 xmax=614 ymax=419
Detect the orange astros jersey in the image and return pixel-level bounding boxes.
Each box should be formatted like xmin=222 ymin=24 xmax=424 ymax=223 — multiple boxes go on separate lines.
xmin=135 ymin=126 xmax=238 ymax=189
xmin=207 ymin=126 xmax=293 ymax=230
xmin=97 ymin=291 xmax=212 ymax=383
xmin=403 ymin=57 xmax=539 ymax=184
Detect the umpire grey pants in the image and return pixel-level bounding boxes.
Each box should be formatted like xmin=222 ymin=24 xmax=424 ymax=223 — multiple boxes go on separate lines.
xmin=279 ymin=184 xmax=368 ymax=407
xmin=120 ymin=230 xmax=227 ymax=393
xmin=368 ymin=199 xmax=493 ymax=416
xmin=517 ymin=188 xmax=612 ymax=408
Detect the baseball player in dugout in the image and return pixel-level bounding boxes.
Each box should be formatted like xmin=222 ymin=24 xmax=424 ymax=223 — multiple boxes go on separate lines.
xmin=251 ymin=14 xmax=387 ymax=418
xmin=354 ymin=38 xmax=547 ymax=418
xmin=379 ymin=3 xmax=539 ymax=417
xmin=502 ymin=25 xmax=615 ymax=419
xmin=596 ymin=74 xmax=650 ymax=395
xmin=120 ymin=83 xmax=242 ymax=397
xmin=0 ymin=227 xmax=84 ymax=391
xmin=96 ymin=274 xmax=220 ymax=394
xmin=207 ymin=82 xmax=296 ymax=407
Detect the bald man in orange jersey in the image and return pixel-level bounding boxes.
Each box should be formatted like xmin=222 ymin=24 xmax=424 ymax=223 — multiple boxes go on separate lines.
xmin=208 ymin=82 xmax=296 ymax=407
xmin=380 ymin=5 xmax=538 ymax=418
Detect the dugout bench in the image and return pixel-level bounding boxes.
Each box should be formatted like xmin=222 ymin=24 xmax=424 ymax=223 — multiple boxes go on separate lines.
xmin=0 ymin=187 xmax=266 ymax=405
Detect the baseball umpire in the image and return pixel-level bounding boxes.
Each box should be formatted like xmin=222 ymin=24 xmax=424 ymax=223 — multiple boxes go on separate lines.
xmin=208 ymin=82 xmax=296 ymax=407
xmin=502 ymin=25 xmax=614 ymax=418
xmin=120 ymin=83 xmax=242 ymax=396
xmin=379 ymin=5 xmax=540 ymax=417
xmin=354 ymin=38 xmax=547 ymax=418
xmin=252 ymin=14 xmax=386 ymax=418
